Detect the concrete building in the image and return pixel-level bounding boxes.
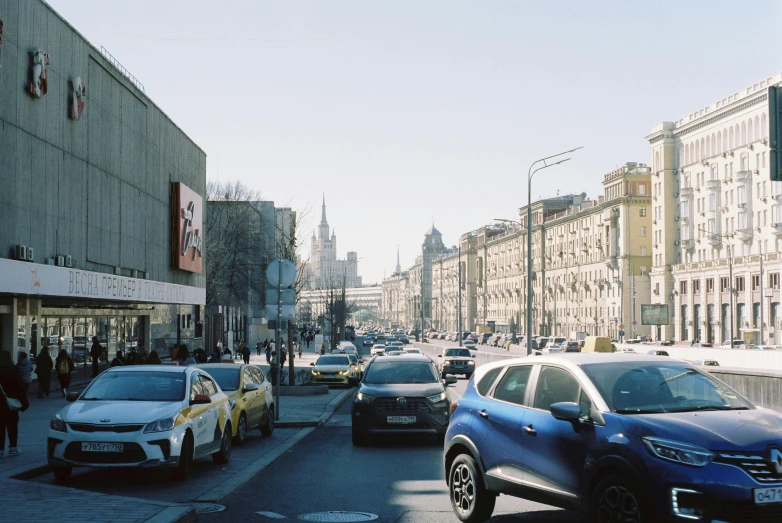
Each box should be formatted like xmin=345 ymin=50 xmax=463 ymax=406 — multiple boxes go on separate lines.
xmin=647 ymin=72 xmax=782 ymax=345
xmin=0 ymin=0 xmax=206 ymax=360
xmin=307 ymin=196 xmax=361 ymax=290
xmin=297 ymin=285 xmax=382 ymax=327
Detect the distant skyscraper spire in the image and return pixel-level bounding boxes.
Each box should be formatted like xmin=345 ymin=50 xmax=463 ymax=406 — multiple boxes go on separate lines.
xmin=395 ymin=245 xmax=401 ymax=275
xmin=321 ymin=193 xmax=327 ymax=224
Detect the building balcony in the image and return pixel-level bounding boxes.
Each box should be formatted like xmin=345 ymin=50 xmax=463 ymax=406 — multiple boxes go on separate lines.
xmin=679 ymin=187 xmax=694 ymax=199
xmin=736 ymin=228 xmax=753 ymax=241
xmin=705 ymin=179 xmax=721 ymax=191
xmin=681 ymin=239 xmax=694 ymax=250
xmin=736 ymin=170 xmax=752 ymax=181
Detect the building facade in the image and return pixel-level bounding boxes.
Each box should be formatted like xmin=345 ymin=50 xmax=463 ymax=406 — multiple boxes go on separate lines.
xmin=0 ymin=0 xmax=206 ymax=361
xmin=297 ymin=285 xmax=382 ymax=327
xmin=647 ymin=72 xmax=782 ymax=345
xmin=307 ymin=196 xmax=360 ymax=290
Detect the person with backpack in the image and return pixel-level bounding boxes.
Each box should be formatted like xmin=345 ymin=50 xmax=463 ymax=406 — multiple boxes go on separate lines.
xmin=35 ymin=344 xmax=54 ymax=398
xmin=0 ymin=350 xmax=30 ymax=457
xmin=55 ymin=349 xmax=74 ymax=397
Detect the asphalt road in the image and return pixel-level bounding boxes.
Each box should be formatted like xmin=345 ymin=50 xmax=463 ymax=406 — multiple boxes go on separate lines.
xmin=204 ymin=373 xmax=587 ymax=523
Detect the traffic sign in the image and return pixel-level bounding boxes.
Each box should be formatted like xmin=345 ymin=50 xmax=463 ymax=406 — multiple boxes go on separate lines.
xmin=266 ymin=259 xmax=296 ymax=288
xmin=632 ymin=320 xmax=637 ymax=326
xmin=265 ymin=304 xmax=295 ymax=321
xmin=266 ymin=287 xmax=296 ymax=306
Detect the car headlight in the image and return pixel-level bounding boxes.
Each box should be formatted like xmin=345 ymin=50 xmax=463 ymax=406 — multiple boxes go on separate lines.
xmin=642 ymin=437 xmax=714 ymax=467
xmin=443 ymin=360 xmax=451 ymax=365
xmin=50 ymin=414 xmax=66 ymax=432
xmin=312 ymin=370 xmax=320 ymax=375
xmin=468 ymin=360 xmax=475 ymax=365
xmin=427 ymin=391 xmax=447 ymax=403
xmin=144 ymin=413 xmax=180 ymax=434
xmin=355 ymin=392 xmax=377 ymax=404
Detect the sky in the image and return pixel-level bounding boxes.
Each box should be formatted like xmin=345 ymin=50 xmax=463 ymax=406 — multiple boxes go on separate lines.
xmin=47 ymin=0 xmax=782 ymax=284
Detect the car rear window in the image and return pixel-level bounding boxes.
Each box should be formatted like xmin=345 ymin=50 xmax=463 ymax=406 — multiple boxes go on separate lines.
xmin=476 ymin=367 xmax=502 ymax=396
xmin=363 ymin=361 xmax=437 ymax=384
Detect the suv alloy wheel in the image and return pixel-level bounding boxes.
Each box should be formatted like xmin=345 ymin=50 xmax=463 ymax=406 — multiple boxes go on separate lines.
xmin=449 ymin=454 xmax=496 ymax=523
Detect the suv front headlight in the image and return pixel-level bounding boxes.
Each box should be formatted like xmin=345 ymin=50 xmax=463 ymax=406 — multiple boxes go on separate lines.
xmin=50 ymin=414 xmax=66 ymax=432
xmin=355 ymin=392 xmax=377 ymax=404
xmin=642 ymin=437 xmax=713 ymax=467
xmin=427 ymin=391 xmax=447 ymax=403
xmin=144 ymin=413 xmax=180 ymax=434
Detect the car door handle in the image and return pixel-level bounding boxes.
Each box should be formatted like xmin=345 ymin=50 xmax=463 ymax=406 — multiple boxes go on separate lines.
xmin=524 ymin=424 xmax=537 ymax=436
xmin=479 ymin=409 xmax=489 ymax=419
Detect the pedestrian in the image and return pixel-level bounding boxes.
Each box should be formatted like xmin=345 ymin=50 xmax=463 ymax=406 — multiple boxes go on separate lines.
xmin=55 ymin=349 xmax=74 ymax=397
xmin=209 ymin=346 xmax=221 ymax=363
xmin=139 ymin=346 xmax=149 ymax=363
xmin=242 ymin=343 xmax=251 ymax=365
xmin=145 ymin=350 xmax=162 ymax=364
xmin=90 ymin=336 xmax=103 ymax=377
xmin=16 ymin=352 xmax=32 ymax=394
xmin=256 ymin=340 xmax=262 ymax=357
xmin=35 ymin=345 xmax=53 ymax=398
xmin=269 ymin=350 xmax=279 ymax=386
xmin=265 ymin=341 xmax=272 ymax=364
xmin=110 ymin=350 xmax=125 ymax=367
xmin=320 ymin=342 xmax=326 ymax=355
xmin=125 ymin=348 xmax=141 ymax=365
xmin=177 ymin=345 xmax=196 ymax=366
xmin=233 ymin=340 xmax=239 ymax=359
xmin=221 ymin=351 xmax=235 ymax=362
xmin=0 ymin=350 xmax=30 ymax=458
xmin=280 ymin=344 xmax=287 ymax=366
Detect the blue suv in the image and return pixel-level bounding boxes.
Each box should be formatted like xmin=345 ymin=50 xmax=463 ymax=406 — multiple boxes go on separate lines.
xmin=444 ymin=353 xmax=782 ymax=522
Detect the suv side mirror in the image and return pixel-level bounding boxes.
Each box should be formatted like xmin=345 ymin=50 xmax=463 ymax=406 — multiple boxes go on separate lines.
xmin=310 ymin=362 xmax=315 ymax=366
xmin=244 ymin=382 xmax=260 ymax=392
xmin=65 ymin=391 xmax=81 ymax=402
xmin=444 ymin=375 xmax=458 ymax=386
xmin=437 ymin=354 xmax=442 ymax=358
xmin=191 ymin=394 xmax=212 ymax=405
xmin=550 ymin=402 xmax=581 ymax=421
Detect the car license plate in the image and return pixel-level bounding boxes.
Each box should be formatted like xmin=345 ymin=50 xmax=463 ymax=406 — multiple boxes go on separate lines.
xmin=81 ymin=442 xmax=123 ymax=453
xmin=755 ymin=487 xmax=782 ymax=504
xmin=387 ymin=416 xmax=415 ymax=424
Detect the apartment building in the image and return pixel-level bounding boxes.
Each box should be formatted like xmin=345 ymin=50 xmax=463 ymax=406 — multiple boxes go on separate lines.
xmin=647 ymin=73 xmax=782 ymax=344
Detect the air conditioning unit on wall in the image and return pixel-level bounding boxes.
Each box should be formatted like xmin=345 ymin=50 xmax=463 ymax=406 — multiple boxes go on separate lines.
xmin=15 ymin=245 xmax=27 ymax=260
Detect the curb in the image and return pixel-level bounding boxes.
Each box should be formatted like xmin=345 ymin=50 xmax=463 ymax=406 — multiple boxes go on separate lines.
xmin=317 ymin=387 xmax=354 ymax=426
xmin=145 ymin=506 xmax=195 ymax=523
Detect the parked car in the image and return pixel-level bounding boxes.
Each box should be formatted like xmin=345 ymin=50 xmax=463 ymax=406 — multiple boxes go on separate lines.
xmin=478 ymin=333 xmax=492 ymax=345
xmin=445 ymin=353 xmax=775 ymax=523
xmin=692 ymin=359 xmax=720 ymax=366
xmin=647 ymin=349 xmax=670 ymax=356
xmin=352 ymin=354 xmax=456 ymax=445
xmin=48 ymin=366 xmax=233 ymax=482
xmin=195 ymin=363 xmax=274 ymax=444
xmin=748 ymin=345 xmax=778 ymax=350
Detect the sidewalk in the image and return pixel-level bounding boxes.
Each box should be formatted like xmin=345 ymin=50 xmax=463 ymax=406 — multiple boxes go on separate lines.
xmin=1 ymin=351 xmax=352 ymax=523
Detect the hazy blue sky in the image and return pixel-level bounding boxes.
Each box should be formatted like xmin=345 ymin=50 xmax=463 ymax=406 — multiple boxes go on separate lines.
xmin=47 ymin=0 xmax=782 ymax=284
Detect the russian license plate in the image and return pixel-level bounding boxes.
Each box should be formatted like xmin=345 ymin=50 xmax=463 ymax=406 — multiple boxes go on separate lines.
xmin=387 ymin=416 xmax=416 ymax=424
xmin=81 ymin=442 xmax=123 ymax=453
xmin=755 ymin=487 xmax=782 ymax=504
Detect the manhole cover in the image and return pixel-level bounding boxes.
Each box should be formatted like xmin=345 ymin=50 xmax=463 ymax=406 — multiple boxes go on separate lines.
xmin=193 ymin=503 xmax=227 ymax=514
xmin=298 ymin=511 xmax=379 ymax=522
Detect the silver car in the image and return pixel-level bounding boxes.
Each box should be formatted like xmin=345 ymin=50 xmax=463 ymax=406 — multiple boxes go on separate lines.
xmin=438 ymin=347 xmax=476 ymax=379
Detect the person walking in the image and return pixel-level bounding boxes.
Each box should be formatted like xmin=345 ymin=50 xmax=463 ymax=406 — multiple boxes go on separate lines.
xmin=35 ymin=345 xmax=53 ymax=398
xmin=0 ymin=350 xmax=30 ymax=457
xmin=320 ymin=342 xmax=326 ymax=355
xmin=55 ymin=349 xmax=74 ymax=397
xmin=241 ymin=343 xmax=251 ymax=364
xmin=144 ymin=351 xmax=162 ymax=364
xmin=90 ymin=336 xmax=103 ymax=377
xmin=266 ymin=340 xmax=274 ymax=364
xmin=16 ymin=352 xmax=32 ymax=394
xmin=209 ymin=346 xmax=221 ymax=363
xmin=256 ymin=340 xmax=262 ymax=357
xmin=280 ymin=344 xmax=287 ymax=367
xmin=269 ymin=349 xmax=279 ymax=386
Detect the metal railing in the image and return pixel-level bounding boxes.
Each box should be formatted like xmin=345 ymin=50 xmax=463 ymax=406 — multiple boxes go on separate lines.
xmin=99 ymin=46 xmax=145 ymax=93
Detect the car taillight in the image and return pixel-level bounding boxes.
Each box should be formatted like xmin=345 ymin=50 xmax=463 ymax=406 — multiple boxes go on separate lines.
xmin=449 ymin=401 xmax=459 ymax=416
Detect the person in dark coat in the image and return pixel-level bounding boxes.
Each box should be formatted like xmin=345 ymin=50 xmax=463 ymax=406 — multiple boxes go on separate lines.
xmin=241 ymin=343 xmax=251 ymax=364
xmin=55 ymin=349 xmax=74 ymax=397
xmin=110 ymin=350 xmax=125 ymax=367
xmin=35 ymin=345 xmax=54 ymax=397
xmin=209 ymin=346 xmax=221 ymax=363
xmin=125 ymin=348 xmax=141 ymax=366
xmin=265 ymin=341 xmax=272 ymax=364
xmin=90 ymin=336 xmax=103 ymax=377
xmin=0 ymin=350 xmax=30 ymax=457
xmin=144 ymin=351 xmax=162 ymax=364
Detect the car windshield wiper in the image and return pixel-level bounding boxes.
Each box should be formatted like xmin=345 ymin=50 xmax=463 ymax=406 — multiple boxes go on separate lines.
xmin=670 ymin=405 xmax=750 ymax=412
xmin=614 ymin=408 xmax=668 ymax=414
xmin=79 ymin=397 xmax=101 ymax=401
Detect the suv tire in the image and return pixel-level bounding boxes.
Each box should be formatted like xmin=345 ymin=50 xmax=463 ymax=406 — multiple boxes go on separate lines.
xmin=592 ymin=473 xmax=647 ymax=523
xmin=449 ymin=454 xmax=496 ymax=523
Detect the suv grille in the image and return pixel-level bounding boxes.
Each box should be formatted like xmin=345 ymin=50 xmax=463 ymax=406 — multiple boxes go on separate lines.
xmin=68 ymin=423 xmax=144 ymax=433
xmin=714 ymin=451 xmax=782 ymax=484
xmin=373 ymin=398 xmax=429 ymax=413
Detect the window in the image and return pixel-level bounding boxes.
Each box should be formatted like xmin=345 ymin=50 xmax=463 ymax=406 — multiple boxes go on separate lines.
xmin=200 ymin=375 xmax=218 ymax=396
xmin=752 ymin=274 xmax=761 ymax=291
xmin=190 ymin=376 xmax=205 ymax=401
xmin=738 ymin=185 xmax=746 ymax=204
xmin=640 ymin=226 xmax=647 ymax=237
xmin=476 ymin=367 xmax=503 ymax=397
xmin=720 ymin=277 xmax=729 ymax=293
xmin=639 ymin=183 xmax=647 ymax=195
xmin=706 ymin=278 xmax=714 ymax=294
xmin=771 ymin=272 xmax=780 ymax=290
xmin=680 ymin=281 xmax=688 ymax=295
xmin=736 ymin=276 xmax=745 ymax=292
xmin=681 ymin=200 xmax=690 ymax=219
xmin=493 ymin=365 xmax=533 ymax=405
xmin=738 ymin=212 xmax=748 ymax=230
xmin=639 ymin=207 xmax=646 ymax=217
xmin=533 ymin=366 xmax=581 ymax=412
xmin=693 ymin=280 xmax=701 ymax=293
xmin=639 ymin=246 xmax=647 ymax=256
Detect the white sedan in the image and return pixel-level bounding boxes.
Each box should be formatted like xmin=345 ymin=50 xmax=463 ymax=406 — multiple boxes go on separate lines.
xmin=48 ymin=366 xmax=233 ymax=482
xmin=370 ymin=344 xmax=386 ymax=357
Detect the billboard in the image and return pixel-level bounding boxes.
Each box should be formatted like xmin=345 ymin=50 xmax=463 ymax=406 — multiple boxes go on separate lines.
xmin=170 ymin=182 xmax=203 ymax=273
xmin=641 ymin=304 xmax=670 ymax=325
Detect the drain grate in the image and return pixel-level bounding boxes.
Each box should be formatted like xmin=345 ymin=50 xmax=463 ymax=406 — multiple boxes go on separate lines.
xmin=298 ymin=511 xmax=379 ymax=522
xmin=193 ymin=503 xmax=227 ymax=514
xmin=327 ymin=419 xmax=346 ymax=426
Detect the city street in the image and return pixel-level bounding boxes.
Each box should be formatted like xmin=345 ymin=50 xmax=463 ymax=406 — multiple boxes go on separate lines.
xmin=201 ymin=379 xmax=586 ymax=523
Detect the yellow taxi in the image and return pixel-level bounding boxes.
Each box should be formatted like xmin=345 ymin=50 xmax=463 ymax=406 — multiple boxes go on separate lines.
xmin=194 ymin=364 xmax=274 ymax=444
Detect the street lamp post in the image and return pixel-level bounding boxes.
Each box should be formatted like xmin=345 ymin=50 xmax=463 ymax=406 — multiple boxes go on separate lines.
xmin=524 ymin=147 xmax=583 ymax=355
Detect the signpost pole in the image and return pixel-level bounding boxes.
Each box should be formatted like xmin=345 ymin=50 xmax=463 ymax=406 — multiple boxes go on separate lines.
xmin=274 ymin=258 xmax=282 ymax=421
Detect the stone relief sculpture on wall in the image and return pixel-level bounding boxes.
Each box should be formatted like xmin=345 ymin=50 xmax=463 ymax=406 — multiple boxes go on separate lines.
xmin=69 ymin=76 xmax=86 ymax=119
xmin=28 ymin=49 xmax=50 ymax=98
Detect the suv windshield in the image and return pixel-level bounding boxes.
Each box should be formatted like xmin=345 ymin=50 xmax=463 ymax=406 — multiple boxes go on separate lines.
xmin=581 ymin=361 xmax=753 ymax=414
xmin=316 ymin=356 xmax=350 ymax=366
xmin=445 ymin=349 xmax=471 ymax=357
xmin=81 ymin=371 xmax=186 ymax=402
xmin=363 ymin=361 xmax=437 ymax=384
